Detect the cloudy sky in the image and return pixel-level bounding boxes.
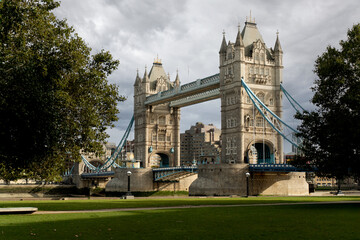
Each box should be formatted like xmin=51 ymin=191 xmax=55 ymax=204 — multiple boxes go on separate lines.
xmin=54 ymin=0 xmax=359 ymax=152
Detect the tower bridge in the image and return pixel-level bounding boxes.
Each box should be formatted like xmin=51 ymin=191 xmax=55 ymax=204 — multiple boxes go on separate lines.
xmin=76 ymin=18 xmax=310 ymax=196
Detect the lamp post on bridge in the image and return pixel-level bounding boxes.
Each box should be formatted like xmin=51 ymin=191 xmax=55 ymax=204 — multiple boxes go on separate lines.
xmin=245 ymin=172 xmax=250 ymax=197
xmin=125 ymin=171 xmax=133 ymax=199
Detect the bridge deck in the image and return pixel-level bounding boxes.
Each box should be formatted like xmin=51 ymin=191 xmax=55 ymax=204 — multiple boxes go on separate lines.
xmin=145 ymin=74 xmax=220 ymax=106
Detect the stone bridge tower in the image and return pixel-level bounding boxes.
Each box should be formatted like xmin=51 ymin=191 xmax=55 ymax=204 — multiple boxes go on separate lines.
xmin=219 ymin=18 xmax=284 ymax=165
xmin=133 ymin=58 xmax=181 ymax=168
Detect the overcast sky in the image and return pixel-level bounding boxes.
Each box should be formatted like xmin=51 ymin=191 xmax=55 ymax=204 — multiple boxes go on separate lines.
xmin=54 ymin=0 xmax=359 ymax=152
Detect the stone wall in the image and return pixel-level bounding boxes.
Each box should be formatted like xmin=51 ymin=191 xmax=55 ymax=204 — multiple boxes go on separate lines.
xmin=106 ymin=168 xmax=153 ymax=192
xmin=154 ymin=174 xmax=198 ymax=191
xmin=189 ymin=164 xmax=249 ymax=196
xmin=189 ymin=164 xmax=309 ymax=196
xmin=250 ymin=172 xmax=309 ymax=196
xmin=105 ymin=168 xmax=197 ymax=192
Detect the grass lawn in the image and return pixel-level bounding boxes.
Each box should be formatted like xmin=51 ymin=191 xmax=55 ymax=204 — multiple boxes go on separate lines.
xmin=0 ymin=201 xmax=359 ymax=240
xmin=0 ymin=196 xmax=359 ymax=211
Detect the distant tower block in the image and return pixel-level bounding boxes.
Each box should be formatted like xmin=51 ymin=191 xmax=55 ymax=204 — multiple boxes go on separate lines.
xmin=219 ymin=19 xmax=284 ymax=164
xmin=133 ymin=59 xmax=181 ymax=168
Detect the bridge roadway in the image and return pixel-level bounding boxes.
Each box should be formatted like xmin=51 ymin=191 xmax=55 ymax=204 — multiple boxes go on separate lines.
xmin=144 ymin=73 xmax=220 ymax=107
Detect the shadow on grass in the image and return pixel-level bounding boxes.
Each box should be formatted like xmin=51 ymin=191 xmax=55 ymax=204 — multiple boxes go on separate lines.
xmin=0 ymin=196 xmax=360 ymax=211
xmin=0 ymin=203 xmax=359 ymax=240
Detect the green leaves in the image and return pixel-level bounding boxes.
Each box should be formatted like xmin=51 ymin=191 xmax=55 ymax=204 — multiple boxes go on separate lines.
xmin=296 ymin=24 xmax=360 ymax=182
xmin=0 ymin=0 xmax=124 ymax=181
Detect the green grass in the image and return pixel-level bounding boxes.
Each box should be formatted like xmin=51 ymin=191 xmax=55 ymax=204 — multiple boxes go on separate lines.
xmin=0 ymin=202 xmax=359 ymax=239
xmin=0 ymin=196 xmax=359 ymax=211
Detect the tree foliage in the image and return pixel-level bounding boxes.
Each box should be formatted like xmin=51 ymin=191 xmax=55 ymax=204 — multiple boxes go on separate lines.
xmin=295 ymin=24 xmax=360 ymax=182
xmin=0 ymin=0 xmax=124 ymax=181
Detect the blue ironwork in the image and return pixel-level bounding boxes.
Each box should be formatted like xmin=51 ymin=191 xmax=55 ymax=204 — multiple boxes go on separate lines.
xmin=241 ymin=78 xmax=299 ymax=148
xmin=254 ymin=143 xmax=274 ymax=164
xmin=280 ymin=84 xmax=305 ymax=113
xmin=249 ymin=164 xmax=314 ymax=172
xmin=81 ymin=115 xmax=135 ymax=172
xmin=63 ymin=164 xmax=75 ymax=177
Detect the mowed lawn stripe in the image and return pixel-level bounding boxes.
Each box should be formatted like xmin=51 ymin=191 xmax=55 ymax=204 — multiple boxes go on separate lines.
xmin=0 ymin=203 xmax=359 ymax=240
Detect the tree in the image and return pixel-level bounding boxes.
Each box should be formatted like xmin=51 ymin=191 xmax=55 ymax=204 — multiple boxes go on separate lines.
xmin=295 ymin=24 xmax=360 ymax=189
xmin=0 ymin=0 xmax=125 ymax=181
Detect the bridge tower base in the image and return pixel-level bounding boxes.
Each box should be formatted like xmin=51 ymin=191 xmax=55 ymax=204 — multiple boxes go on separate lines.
xmin=189 ymin=164 xmax=309 ymax=196
xmin=106 ymin=168 xmax=154 ymax=192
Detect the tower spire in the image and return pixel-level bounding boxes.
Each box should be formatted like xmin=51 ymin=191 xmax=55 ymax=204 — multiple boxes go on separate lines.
xmin=174 ymin=69 xmax=180 ymax=87
xmin=235 ymin=23 xmax=244 ymax=47
xmin=134 ymin=68 xmax=141 ymax=86
xmin=274 ymin=31 xmax=282 ymax=52
xmin=142 ymin=65 xmax=149 ymax=83
xmin=219 ymin=30 xmax=227 ymax=54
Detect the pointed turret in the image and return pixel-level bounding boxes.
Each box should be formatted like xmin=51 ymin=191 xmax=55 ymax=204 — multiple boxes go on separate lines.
xmin=274 ymin=32 xmax=282 ymax=53
xmin=219 ymin=31 xmax=227 ymax=54
xmin=174 ymin=70 xmax=180 ymax=87
xmin=235 ymin=24 xmax=244 ymax=47
xmin=134 ymin=69 xmax=141 ymax=86
xmin=142 ymin=66 xmax=149 ymax=83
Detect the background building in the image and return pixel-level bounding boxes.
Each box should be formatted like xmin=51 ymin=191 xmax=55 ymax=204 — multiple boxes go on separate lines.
xmin=180 ymin=122 xmax=221 ymax=165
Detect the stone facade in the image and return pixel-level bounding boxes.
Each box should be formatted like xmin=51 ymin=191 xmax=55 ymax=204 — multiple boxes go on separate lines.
xmin=106 ymin=168 xmax=197 ymax=192
xmin=180 ymin=122 xmax=221 ymax=165
xmin=189 ymin=164 xmax=308 ymax=196
xmin=219 ymin=19 xmax=283 ymax=165
xmin=134 ymin=58 xmax=181 ymax=168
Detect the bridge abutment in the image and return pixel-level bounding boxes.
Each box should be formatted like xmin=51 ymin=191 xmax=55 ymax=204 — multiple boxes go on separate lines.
xmin=106 ymin=168 xmax=153 ymax=192
xmin=189 ymin=164 xmax=309 ymax=196
xmin=189 ymin=164 xmax=249 ymax=196
xmin=105 ymin=167 xmax=197 ymax=193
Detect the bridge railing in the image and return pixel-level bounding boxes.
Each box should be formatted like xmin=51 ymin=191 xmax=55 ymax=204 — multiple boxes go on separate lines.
xmin=249 ymin=164 xmax=315 ymax=172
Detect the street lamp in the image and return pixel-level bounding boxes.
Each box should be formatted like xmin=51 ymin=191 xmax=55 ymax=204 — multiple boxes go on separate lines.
xmin=126 ymin=171 xmax=132 ymax=196
xmin=245 ymin=172 xmax=250 ymax=197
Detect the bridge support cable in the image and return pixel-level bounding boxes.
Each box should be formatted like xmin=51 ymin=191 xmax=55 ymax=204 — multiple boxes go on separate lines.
xmin=280 ymin=84 xmax=307 ymax=150
xmin=81 ymin=115 xmax=135 ymax=172
xmin=63 ymin=163 xmax=75 ymax=177
xmin=280 ymin=84 xmax=306 ymax=113
xmin=241 ymin=78 xmax=299 ymax=148
xmin=99 ymin=115 xmax=134 ymax=170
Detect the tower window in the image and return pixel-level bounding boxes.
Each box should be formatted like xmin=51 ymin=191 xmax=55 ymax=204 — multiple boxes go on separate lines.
xmin=158 ymin=134 xmax=165 ymax=142
xmin=159 ymin=116 xmax=165 ymax=125
xmin=256 ymin=117 xmax=264 ymax=127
